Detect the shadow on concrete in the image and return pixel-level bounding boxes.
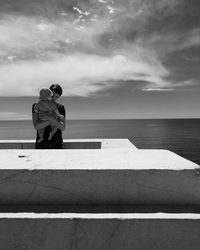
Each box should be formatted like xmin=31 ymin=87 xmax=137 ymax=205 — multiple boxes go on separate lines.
xmin=0 ymin=141 xmax=102 ymax=149
xmin=1 ymin=204 xmax=200 ymax=213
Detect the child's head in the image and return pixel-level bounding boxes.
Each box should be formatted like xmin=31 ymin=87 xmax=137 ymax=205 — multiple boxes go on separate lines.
xmin=39 ymin=88 xmax=52 ymax=100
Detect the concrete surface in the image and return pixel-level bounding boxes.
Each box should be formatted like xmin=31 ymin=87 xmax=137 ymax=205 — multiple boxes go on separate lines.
xmin=0 ymin=148 xmax=197 ymax=170
xmin=1 ymin=213 xmax=200 ymax=250
xmin=0 ymin=148 xmax=199 ymax=205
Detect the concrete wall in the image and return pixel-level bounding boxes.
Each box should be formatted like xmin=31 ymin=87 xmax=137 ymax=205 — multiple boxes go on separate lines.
xmin=0 ymin=139 xmax=137 ymax=149
xmin=0 ymin=169 xmax=200 ymax=205
xmin=1 ymin=214 xmax=200 ymax=250
xmin=0 ymin=140 xmax=101 ymax=149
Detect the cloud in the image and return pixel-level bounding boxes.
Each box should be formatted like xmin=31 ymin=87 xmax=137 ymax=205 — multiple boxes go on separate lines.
xmin=109 ymin=0 xmax=199 ymax=58
xmin=182 ymin=28 xmax=200 ymax=49
xmin=0 ymin=14 xmax=110 ymax=57
xmin=171 ymin=79 xmax=200 ymax=89
xmin=183 ymin=55 xmax=200 ymax=62
xmin=0 ymin=53 xmax=170 ymax=96
xmin=142 ymin=88 xmax=174 ymax=92
xmin=0 ymin=1 xmax=174 ymax=97
xmin=0 ymin=0 xmax=199 ymax=96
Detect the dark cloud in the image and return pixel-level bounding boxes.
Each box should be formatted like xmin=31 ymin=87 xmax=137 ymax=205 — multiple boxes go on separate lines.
xmin=88 ymin=79 xmax=150 ymax=97
xmin=158 ymin=48 xmax=200 ymax=91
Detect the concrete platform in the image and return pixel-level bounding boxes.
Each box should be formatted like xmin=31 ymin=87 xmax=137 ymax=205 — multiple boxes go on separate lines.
xmin=0 ymin=146 xmax=199 ymax=205
xmin=0 ymin=139 xmax=199 ymax=248
xmin=1 ymin=213 xmax=200 ymax=250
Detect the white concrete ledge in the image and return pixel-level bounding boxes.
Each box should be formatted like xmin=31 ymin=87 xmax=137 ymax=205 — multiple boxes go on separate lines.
xmin=0 ymin=149 xmax=197 ymax=170
xmin=0 ymin=212 xmax=200 ymax=219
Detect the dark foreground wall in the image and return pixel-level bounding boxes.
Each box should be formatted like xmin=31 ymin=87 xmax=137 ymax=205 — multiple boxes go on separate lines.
xmin=0 ymin=169 xmax=200 ymax=205
xmin=0 ymin=217 xmax=200 ymax=250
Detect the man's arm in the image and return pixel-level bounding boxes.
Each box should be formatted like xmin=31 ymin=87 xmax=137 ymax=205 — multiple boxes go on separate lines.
xmin=39 ymin=112 xmax=65 ymax=131
xmin=32 ymin=112 xmax=51 ymax=130
xmin=51 ymin=104 xmax=66 ymax=131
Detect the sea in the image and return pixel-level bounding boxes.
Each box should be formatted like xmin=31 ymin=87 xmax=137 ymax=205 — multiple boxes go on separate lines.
xmin=0 ymin=119 xmax=199 ymax=165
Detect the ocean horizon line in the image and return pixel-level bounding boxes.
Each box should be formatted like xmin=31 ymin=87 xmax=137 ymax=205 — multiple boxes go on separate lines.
xmin=0 ymin=117 xmax=200 ymax=122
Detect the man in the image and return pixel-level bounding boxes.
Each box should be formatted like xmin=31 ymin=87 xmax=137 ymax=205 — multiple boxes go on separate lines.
xmin=32 ymin=84 xmax=66 ymax=149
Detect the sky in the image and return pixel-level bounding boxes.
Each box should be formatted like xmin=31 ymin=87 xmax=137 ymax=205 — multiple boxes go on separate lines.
xmin=0 ymin=0 xmax=199 ymax=119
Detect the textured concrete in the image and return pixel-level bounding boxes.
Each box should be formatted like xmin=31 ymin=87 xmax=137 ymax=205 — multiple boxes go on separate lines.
xmin=1 ymin=213 xmax=200 ymax=250
xmin=0 ymin=148 xmax=199 ymax=205
xmin=1 ymin=168 xmax=200 ymax=205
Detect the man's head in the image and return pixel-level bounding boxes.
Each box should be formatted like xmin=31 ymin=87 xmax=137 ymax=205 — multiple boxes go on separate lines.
xmin=49 ymin=84 xmax=63 ymax=101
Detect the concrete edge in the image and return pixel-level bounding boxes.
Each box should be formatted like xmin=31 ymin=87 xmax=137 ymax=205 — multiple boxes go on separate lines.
xmin=0 ymin=213 xmax=200 ymax=219
xmin=0 ymin=139 xmax=133 ymax=143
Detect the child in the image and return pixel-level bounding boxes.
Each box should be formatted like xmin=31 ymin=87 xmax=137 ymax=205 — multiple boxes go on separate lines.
xmin=34 ymin=88 xmax=64 ymax=143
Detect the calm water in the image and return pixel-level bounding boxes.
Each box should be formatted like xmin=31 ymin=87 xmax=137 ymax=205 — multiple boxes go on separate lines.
xmin=0 ymin=119 xmax=199 ymax=165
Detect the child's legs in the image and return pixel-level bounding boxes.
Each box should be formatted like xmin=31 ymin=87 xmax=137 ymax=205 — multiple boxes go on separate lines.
xmin=48 ymin=126 xmax=58 ymax=140
xmin=38 ymin=128 xmax=45 ymax=142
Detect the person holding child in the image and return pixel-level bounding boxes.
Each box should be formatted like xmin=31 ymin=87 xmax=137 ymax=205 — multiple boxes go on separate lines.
xmin=32 ymin=84 xmax=66 ymax=149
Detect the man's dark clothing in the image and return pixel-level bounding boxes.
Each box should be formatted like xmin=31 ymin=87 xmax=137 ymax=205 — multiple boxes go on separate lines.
xmin=32 ymin=102 xmax=65 ymax=149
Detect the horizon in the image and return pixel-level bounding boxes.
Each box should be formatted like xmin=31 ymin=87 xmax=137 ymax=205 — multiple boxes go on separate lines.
xmin=0 ymin=117 xmax=199 ymax=121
